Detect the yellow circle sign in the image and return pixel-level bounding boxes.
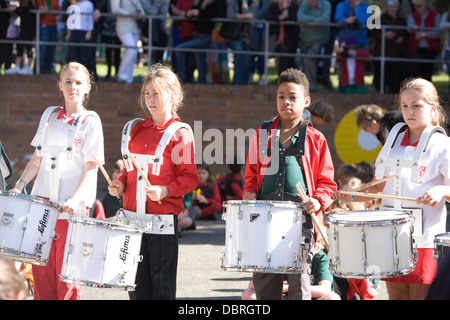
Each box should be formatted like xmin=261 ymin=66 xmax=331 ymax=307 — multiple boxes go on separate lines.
xmin=335 ymin=110 xmax=382 ymax=164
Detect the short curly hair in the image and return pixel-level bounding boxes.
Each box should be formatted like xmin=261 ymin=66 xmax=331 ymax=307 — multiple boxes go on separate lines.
xmin=277 ymin=68 xmax=310 ymax=97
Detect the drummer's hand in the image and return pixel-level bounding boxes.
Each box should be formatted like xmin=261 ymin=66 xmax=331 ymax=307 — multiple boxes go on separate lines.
xmin=417 ymin=186 xmax=444 ymax=207
xmin=301 ymin=197 xmax=321 ymax=214
xmin=61 ymin=198 xmax=79 ymax=215
xmin=243 ymin=192 xmax=256 ymax=200
xmin=9 ymin=187 xmax=21 ymax=194
xmin=332 ymin=189 xmax=352 ymax=203
xmin=145 ymin=185 xmax=169 ymax=202
xmin=108 ymin=181 xmax=124 ymax=197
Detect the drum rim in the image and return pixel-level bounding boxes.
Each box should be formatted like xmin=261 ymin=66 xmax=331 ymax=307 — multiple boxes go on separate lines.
xmin=223 ymin=200 xmax=301 ymax=207
xmin=327 ymin=210 xmax=413 ymax=226
xmin=58 ymin=274 xmax=136 ymax=291
xmin=68 ymin=216 xmax=144 ymax=233
xmin=0 ymin=248 xmax=48 ymax=265
xmin=434 ymin=232 xmax=450 ymax=244
xmin=0 ymin=190 xmax=62 ymax=211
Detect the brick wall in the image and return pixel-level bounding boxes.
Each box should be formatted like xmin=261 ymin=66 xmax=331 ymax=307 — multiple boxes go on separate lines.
xmin=0 ymin=74 xmax=401 ymax=192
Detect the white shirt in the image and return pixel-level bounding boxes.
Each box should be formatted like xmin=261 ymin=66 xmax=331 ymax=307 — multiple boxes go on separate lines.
xmin=376 ymin=129 xmax=450 ymax=248
xmin=31 ymin=108 xmax=104 ymax=209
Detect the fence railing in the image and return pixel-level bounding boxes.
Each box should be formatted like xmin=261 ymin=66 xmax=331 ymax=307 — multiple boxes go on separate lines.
xmin=1 ymin=8 xmax=449 ymax=93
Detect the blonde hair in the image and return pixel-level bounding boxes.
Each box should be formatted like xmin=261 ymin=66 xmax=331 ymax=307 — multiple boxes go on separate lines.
xmin=399 ymin=77 xmax=447 ymax=128
xmin=59 ymin=62 xmax=93 ymax=105
xmin=140 ymin=63 xmax=184 ymax=116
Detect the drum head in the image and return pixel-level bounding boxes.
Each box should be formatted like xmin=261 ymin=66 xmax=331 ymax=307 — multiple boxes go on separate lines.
xmin=434 ymin=233 xmax=450 ymax=245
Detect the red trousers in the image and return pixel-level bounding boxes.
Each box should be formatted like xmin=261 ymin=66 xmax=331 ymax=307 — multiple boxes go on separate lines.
xmin=32 ymin=219 xmax=82 ymax=300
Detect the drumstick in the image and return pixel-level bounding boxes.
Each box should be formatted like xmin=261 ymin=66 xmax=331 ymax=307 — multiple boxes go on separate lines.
xmin=128 ymin=153 xmax=162 ymax=204
xmin=352 ymin=175 xmax=396 ymax=192
xmin=92 ymin=152 xmax=120 ymax=199
xmin=340 ymin=190 xmax=417 ymax=202
xmin=295 ymin=182 xmax=329 ymax=250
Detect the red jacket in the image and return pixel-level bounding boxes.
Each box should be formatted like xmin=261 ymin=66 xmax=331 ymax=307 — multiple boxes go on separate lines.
xmin=119 ymin=116 xmax=198 ymax=215
xmin=243 ymin=116 xmax=336 ymax=213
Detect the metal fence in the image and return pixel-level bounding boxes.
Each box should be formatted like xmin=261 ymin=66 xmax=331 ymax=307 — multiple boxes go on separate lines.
xmin=1 ymin=8 xmax=449 ymax=93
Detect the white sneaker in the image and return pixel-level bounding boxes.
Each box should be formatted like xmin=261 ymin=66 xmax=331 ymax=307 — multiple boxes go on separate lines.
xmin=4 ymin=65 xmax=20 ymax=75
xmin=18 ymin=66 xmax=33 ymax=75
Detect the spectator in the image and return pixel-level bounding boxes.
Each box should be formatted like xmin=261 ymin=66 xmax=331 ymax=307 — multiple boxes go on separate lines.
xmin=354 ymin=103 xmax=404 ymax=145
xmin=100 ymin=0 xmax=121 ymax=81
xmin=334 ymin=0 xmax=370 ymax=49
xmin=248 ymin=0 xmax=271 ymax=85
xmin=225 ymin=0 xmax=258 ymax=84
xmin=405 ymin=0 xmax=441 ymax=81
xmin=66 ymin=0 xmax=95 ymax=69
xmin=335 ymin=36 xmax=370 ymax=93
xmin=370 ymin=0 xmax=407 ymax=94
xmin=173 ymin=0 xmax=226 ymax=84
xmin=194 ymin=164 xmax=222 ymax=219
xmin=0 ymin=1 xmax=14 ymax=72
xmin=302 ymin=98 xmax=335 ymax=127
xmin=139 ymin=0 xmax=169 ymax=64
xmin=170 ymin=0 xmax=196 ymax=83
xmin=111 ymin=0 xmax=145 ymax=83
xmin=441 ymin=4 xmax=450 ymax=94
xmin=4 ymin=0 xmax=36 ymax=75
xmin=265 ymin=0 xmax=299 ymax=75
xmin=35 ymin=0 xmax=60 ymax=74
xmin=297 ymin=0 xmax=332 ymax=92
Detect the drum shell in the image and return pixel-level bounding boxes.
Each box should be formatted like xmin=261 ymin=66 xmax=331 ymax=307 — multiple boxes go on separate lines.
xmin=0 ymin=191 xmax=59 ymax=265
xmin=59 ymin=216 xmax=143 ymax=290
xmin=327 ymin=210 xmax=416 ymax=279
xmin=434 ymin=232 xmax=450 ymax=263
xmin=222 ymin=200 xmax=303 ymax=273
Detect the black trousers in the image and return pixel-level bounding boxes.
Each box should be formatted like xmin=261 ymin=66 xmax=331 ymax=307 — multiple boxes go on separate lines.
xmin=129 ymin=216 xmax=178 ymax=300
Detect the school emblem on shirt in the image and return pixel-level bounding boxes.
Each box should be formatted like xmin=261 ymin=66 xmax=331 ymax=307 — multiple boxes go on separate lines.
xmin=417 ymin=165 xmax=426 ymax=183
xmin=73 ymin=137 xmax=81 ymax=152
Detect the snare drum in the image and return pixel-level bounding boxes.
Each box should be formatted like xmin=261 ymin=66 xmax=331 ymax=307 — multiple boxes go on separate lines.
xmin=327 ymin=210 xmax=417 ymax=279
xmin=221 ymin=200 xmax=303 ymax=273
xmin=433 ymin=233 xmax=450 ymax=263
xmin=59 ymin=216 xmax=144 ymax=291
xmin=0 ymin=191 xmax=59 ymax=265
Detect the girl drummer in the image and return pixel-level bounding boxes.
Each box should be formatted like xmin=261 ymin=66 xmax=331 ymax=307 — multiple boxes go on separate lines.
xmin=334 ymin=77 xmax=450 ymax=300
xmin=108 ymin=63 xmax=198 ymax=300
xmin=10 ymin=62 xmax=104 ymax=300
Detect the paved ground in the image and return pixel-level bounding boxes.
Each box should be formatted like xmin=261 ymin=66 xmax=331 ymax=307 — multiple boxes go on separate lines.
xmin=77 ymin=218 xmax=389 ymax=301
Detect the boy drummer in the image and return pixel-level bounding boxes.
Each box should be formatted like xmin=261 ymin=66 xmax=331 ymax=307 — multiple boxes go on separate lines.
xmin=243 ymin=68 xmax=337 ymax=299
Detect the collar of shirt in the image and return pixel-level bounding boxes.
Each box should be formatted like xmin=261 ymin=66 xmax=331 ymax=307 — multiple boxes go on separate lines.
xmin=400 ymin=128 xmax=419 ymax=147
xmin=56 ymin=106 xmax=87 ymax=125
xmin=142 ymin=115 xmax=181 ymax=130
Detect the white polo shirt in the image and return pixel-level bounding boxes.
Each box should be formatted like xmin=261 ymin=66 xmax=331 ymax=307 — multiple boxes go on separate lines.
xmin=30 ymin=107 xmax=104 ymax=209
xmin=376 ymin=129 xmax=450 ymax=248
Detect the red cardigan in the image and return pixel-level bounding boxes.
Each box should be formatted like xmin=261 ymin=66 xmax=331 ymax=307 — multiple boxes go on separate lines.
xmin=408 ymin=9 xmax=440 ymax=54
xmin=336 ymin=49 xmax=370 ymax=87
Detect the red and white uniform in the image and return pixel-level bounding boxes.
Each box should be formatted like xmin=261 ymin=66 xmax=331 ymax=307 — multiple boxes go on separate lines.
xmin=30 ymin=106 xmax=104 ymax=300
xmin=376 ymin=128 xmax=450 ymax=249
xmin=119 ymin=115 xmax=198 ymax=216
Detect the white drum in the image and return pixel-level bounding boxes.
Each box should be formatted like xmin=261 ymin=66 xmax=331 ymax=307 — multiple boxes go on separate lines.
xmin=433 ymin=233 xmax=450 ymax=263
xmin=0 ymin=191 xmax=59 ymax=265
xmin=327 ymin=210 xmax=417 ymax=279
xmin=59 ymin=216 xmax=144 ymax=291
xmin=221 ymin=200 xmax=303 ymax=273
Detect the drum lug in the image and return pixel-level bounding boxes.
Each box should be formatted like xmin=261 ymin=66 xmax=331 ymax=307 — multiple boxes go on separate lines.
xmin=361 ymin=229 xmax=367 ymax=274
xmin=266 ymin=252 xmax=271 ymax=266
xmin=392 ymin=227 xmax=399 ymax=270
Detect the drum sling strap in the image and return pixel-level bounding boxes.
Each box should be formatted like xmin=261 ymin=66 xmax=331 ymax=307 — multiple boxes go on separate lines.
xmin=121 ymin=118 xmax=194 ymax=234
xmin=34 ymin=106 xmax=98 ymax=210
xmin=375 ymin=122 xmax=446 ymax=237
xmin=254 ymin=119 xmax=314 ymax=300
